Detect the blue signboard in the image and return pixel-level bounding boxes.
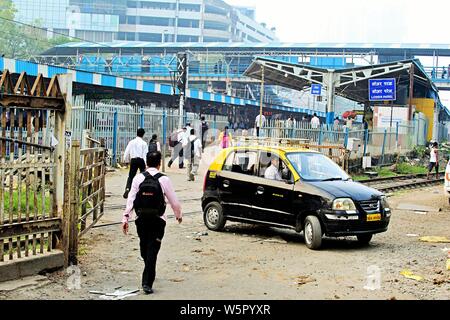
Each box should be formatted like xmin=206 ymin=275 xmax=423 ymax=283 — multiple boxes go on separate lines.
xmin=311 ymin=84 xmax=322 ymax=96
xmin=369 ymin=78 xmax=396 ymax=101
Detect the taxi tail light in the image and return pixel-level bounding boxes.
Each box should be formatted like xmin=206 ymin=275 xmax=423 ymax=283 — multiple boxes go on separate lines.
xmin=203 ymin=172 xmax=208 ymax=192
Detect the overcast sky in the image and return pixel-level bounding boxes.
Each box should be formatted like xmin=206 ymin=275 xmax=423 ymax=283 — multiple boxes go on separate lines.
xmin=227 ymin=0 xmax=450 ymax=44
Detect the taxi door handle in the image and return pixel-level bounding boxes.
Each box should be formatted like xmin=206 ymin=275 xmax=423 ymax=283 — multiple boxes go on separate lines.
xmin=256 ymin=186 xmax=265 ymax=195
xmin=223 ymin=180 xmax=230 ymax=188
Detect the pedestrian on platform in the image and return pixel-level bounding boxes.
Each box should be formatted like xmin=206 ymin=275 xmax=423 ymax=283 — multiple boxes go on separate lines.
xmin=148 ymin=134 xmax=161 ymax=154
xmin=122 ymin=151 xmax=182 ymax=295
xmin=311 ymin=113 xmax=320 ymax=129
xmin=201 ymin=116 xmax=209 ymax=152
xmin=183 ymin=129 xmax=202 ymax=181
xmin=168 ymin=128 xmax=186 ymax=169
xmin=219 ymin=126 xmax=233 ymax=149
xmin=123 ymin=128 xmax=148 ymax=199
xmin=427 ymin=142 xmax=439 ymax=180
xmin=255 ymin=113 xmax=266 ymax=137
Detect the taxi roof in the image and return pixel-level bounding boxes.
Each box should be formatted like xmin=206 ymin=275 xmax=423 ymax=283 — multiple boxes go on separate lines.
xmin=231 ymin=146 xmax=319 ymax=155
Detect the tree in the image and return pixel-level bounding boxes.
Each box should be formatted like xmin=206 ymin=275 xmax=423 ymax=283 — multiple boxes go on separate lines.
xmin=0 ymin=0 xmax=78 ymax=60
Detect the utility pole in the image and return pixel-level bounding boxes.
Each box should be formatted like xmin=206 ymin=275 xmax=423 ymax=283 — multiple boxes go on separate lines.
xmin=408 ymin=63 xmax=415 ymax=121
xmin=259 ymin=65 xmax=265 ymax=129
xmin=177 ymin=52 xmax=188 ymax=129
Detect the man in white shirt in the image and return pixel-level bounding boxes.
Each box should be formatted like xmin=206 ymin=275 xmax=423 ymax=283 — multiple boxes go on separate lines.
xmin=183 ymin=129 xmax=202 ymax=181
xmin=255 ymin=114 xmax=266 ymax=137
xmin=264 ymin=157 xmax=282 ymax=181
xmin=123 ymin=128 xmax=148 ymax=199
xmin=311 ymin=113 xmax=321 ymax=129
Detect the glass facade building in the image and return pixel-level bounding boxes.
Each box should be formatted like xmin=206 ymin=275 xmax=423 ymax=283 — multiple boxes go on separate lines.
xmin=12 ymin=0 xmax=278 ymax=43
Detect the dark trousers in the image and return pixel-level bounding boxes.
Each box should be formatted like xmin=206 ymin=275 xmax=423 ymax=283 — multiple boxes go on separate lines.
xmin=125 ymin=158 xmax=146 ymax=191
xmin=135 ymin=216 xmax=166 ymax=288
xmin=256 ymin=127 xmax=260 ymax=137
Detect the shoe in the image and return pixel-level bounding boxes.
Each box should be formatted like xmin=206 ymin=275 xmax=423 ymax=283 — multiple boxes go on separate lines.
xmin=123 ymin=190 xmax=129 ymax=199
xmin=142 ymin=285 xmax=154 ymax=294
xmin=168 ymin=160 xmax=173 ymax=168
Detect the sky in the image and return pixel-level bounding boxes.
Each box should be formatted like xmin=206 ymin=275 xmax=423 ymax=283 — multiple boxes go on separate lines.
xmin=226 ymin=0 xmax=450 ymax=104
xmin=227 ymin=0 xmax=450 ymax=44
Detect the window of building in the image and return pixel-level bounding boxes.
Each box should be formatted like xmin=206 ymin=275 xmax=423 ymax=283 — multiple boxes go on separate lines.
xmin=140 ymin=1 xmax=173 ymax=10
xmin=204 ymin=21 xmax=229 ymax=31
xmin=178 ymin=19 xmax=199 ymax=28
xmin=177 ymin=35 xmax=199 ymax=42
xmin=140 ymin=16 xmax=171 ymax=26
xmin=204 ymin=36 xmax=229 ymax=42
xmin=179 ymin=4 xmax=201 ymax=12
xmin=204 ymin=5 xmax=228 ymax=16
xmin=138 ymin=33 xmax=162 ymax=42
xmin=126 ymin=16 xmax=136 ymax=24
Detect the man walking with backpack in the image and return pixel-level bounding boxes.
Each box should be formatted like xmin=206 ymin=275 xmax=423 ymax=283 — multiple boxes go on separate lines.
xmin=122 ymin=151 xmax=182 ymax=295
xmin=123 ymin=128 xmax=148 ymax=199
xmin=183 ymin=129 xmax=202 ymax=181
xmin=168 ymin=128 xmax=186 ymax=169
xmin=148 ymin=134 xmax=161 ymax=154
xmin=200 ymin=116 xmax=209 ymax=152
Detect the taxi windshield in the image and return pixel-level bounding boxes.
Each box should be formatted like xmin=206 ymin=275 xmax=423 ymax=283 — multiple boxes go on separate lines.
xmin=286 ymin=152 xmax=349 ymax=182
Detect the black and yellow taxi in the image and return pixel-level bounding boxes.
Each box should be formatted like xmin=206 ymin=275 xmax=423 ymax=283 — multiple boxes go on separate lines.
xmin=202 ymin=146 xmax=391 ymax=250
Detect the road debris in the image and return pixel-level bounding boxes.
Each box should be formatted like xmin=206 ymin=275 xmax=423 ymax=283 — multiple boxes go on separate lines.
xmin=169 ymin=278 xmax=185 ymax=283
xmin=295 ymin=276 xmax=316 ymax=286
xmin=90 ymin=289 xmax=140 ymax=300
xmin=400 ymin=270 xmax=424 ymax=281
xmin=263 ymin=237 xmax=288 ymax=244
xmin=419 ymin=236 xmax=450 ymax=243
xmin=397 ymin=203 xmax=441 ymax=213
xmin=406 ymin=234 xmax=420 ymax=237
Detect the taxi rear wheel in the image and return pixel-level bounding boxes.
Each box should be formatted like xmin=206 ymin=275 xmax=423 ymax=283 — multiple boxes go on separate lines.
xmin=204 ymin=202 xmax=226 ymax=231
xmin=304 ymin=216 xmax=322 ymax=250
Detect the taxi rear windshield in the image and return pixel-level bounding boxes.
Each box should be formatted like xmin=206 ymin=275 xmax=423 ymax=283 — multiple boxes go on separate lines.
xmin=286 ymin=152 xmax=349 ymax=182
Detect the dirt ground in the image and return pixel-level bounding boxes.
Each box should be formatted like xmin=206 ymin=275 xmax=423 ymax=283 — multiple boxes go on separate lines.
xmin=0 ymin=154 xmax=449 ymax=300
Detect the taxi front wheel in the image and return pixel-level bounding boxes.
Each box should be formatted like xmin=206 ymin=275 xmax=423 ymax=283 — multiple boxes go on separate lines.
xmin=204 ymin=202 xmax=226 ymax=231
xmin=304 ymin=216 xmax=323 ymax=250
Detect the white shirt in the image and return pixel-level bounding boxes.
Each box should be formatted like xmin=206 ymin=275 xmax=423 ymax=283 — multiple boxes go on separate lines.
xmin=255 ymin=115 xmax=266 ymax=128
xmin=430 ymin=147 xmax=438 ymax=163
xmin=264 ymin=164 xmax=282 ymax=181
xmin=183 ymin=135 xmax=203 ymax=159
xmin=123 ymin=137 xmax=148 ymax=163
xmin=311 ymin=116 xmax=320 ymax=129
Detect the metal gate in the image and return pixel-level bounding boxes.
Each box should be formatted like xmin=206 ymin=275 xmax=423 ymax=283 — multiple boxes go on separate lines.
xmin=0 ymin=71 xmax=68 ymax=280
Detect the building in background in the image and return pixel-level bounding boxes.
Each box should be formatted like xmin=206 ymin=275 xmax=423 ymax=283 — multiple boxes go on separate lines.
xmin=12 ymin=0 xmax=278 ymax=43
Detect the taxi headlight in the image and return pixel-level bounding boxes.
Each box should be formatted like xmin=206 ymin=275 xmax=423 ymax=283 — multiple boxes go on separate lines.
xmin=381 ymin=196 xmax=390 ymax=210
xmin=332 ymin=198 xmax=356 ymax=212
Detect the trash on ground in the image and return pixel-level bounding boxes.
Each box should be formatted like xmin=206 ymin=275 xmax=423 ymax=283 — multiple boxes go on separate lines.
xmin=406 ymin=234 xmax=420 ymax=237
xmin=396 ymin=203 xmax=441 ymax=213
xmin=419 ymin=236 xmax=450 ymax=243
xmin=263 ymin=237 xmax=288 ymax=244
xmin=295 ymin=276 xmax=316 ymax=286
xmin=169 ymin=278 xmax=185 ymax=283
xmin=414 ymin=211 xmax=428 ymax=215
xmin=101 ymin=289 xmax=139 ymax=300
xmin=400 ymin=270 xmax=424 ymax=281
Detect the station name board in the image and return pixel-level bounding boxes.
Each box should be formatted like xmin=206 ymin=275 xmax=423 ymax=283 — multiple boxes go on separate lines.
xmin=369 ymin=78 xmax=396 ymax=101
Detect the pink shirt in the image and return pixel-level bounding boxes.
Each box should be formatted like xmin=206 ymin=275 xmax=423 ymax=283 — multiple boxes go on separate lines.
xmin=122 ymin=168 xmax=182 ymax=224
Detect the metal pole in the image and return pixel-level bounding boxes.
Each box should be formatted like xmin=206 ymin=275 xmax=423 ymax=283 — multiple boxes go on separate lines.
xmin=140 ymin=107 xmax=144 ymax=129
xmin=396 ymin=121 xmax=399 ymax=150
xmin=162 ymin=110 xmax=167 ymax=172
xmin=112 ymin=109 xmax=118 ymax=167
xmin=381 ymin=128 xmax=387 ymax=165
xmin=364 ymin=128 xmax=369 ymax=156
xmin=408 ymin=64 xmax=414 ymax=121
xmin=259 ymin=65 xmax=265 ymax=134
xmin=178 ymin=91 xmax=184 ymax=129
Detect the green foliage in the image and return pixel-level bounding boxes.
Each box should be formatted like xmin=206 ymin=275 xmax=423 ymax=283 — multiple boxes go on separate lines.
xmin=395 ymin=163 xmax=428 ymax=175
xmin=0 ymin=0 xmax=78 ymax=60
xmin=413 ymin=146 xmax=428 ymax=159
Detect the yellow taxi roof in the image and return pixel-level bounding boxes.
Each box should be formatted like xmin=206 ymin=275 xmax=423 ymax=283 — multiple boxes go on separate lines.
xmin=231 ymin=146 xmax=319 ymax=155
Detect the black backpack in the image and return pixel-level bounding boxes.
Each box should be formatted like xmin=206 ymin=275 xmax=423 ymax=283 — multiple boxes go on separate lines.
xmin=133 ymin=172 xmax=166 ymax=218
xmin=148 ymin=141 xmax=158 ymax=154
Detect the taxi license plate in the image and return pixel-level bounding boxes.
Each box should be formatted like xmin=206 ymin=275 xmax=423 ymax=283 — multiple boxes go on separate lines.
xmin=367 ymin=214 xmax=382 ymax=222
